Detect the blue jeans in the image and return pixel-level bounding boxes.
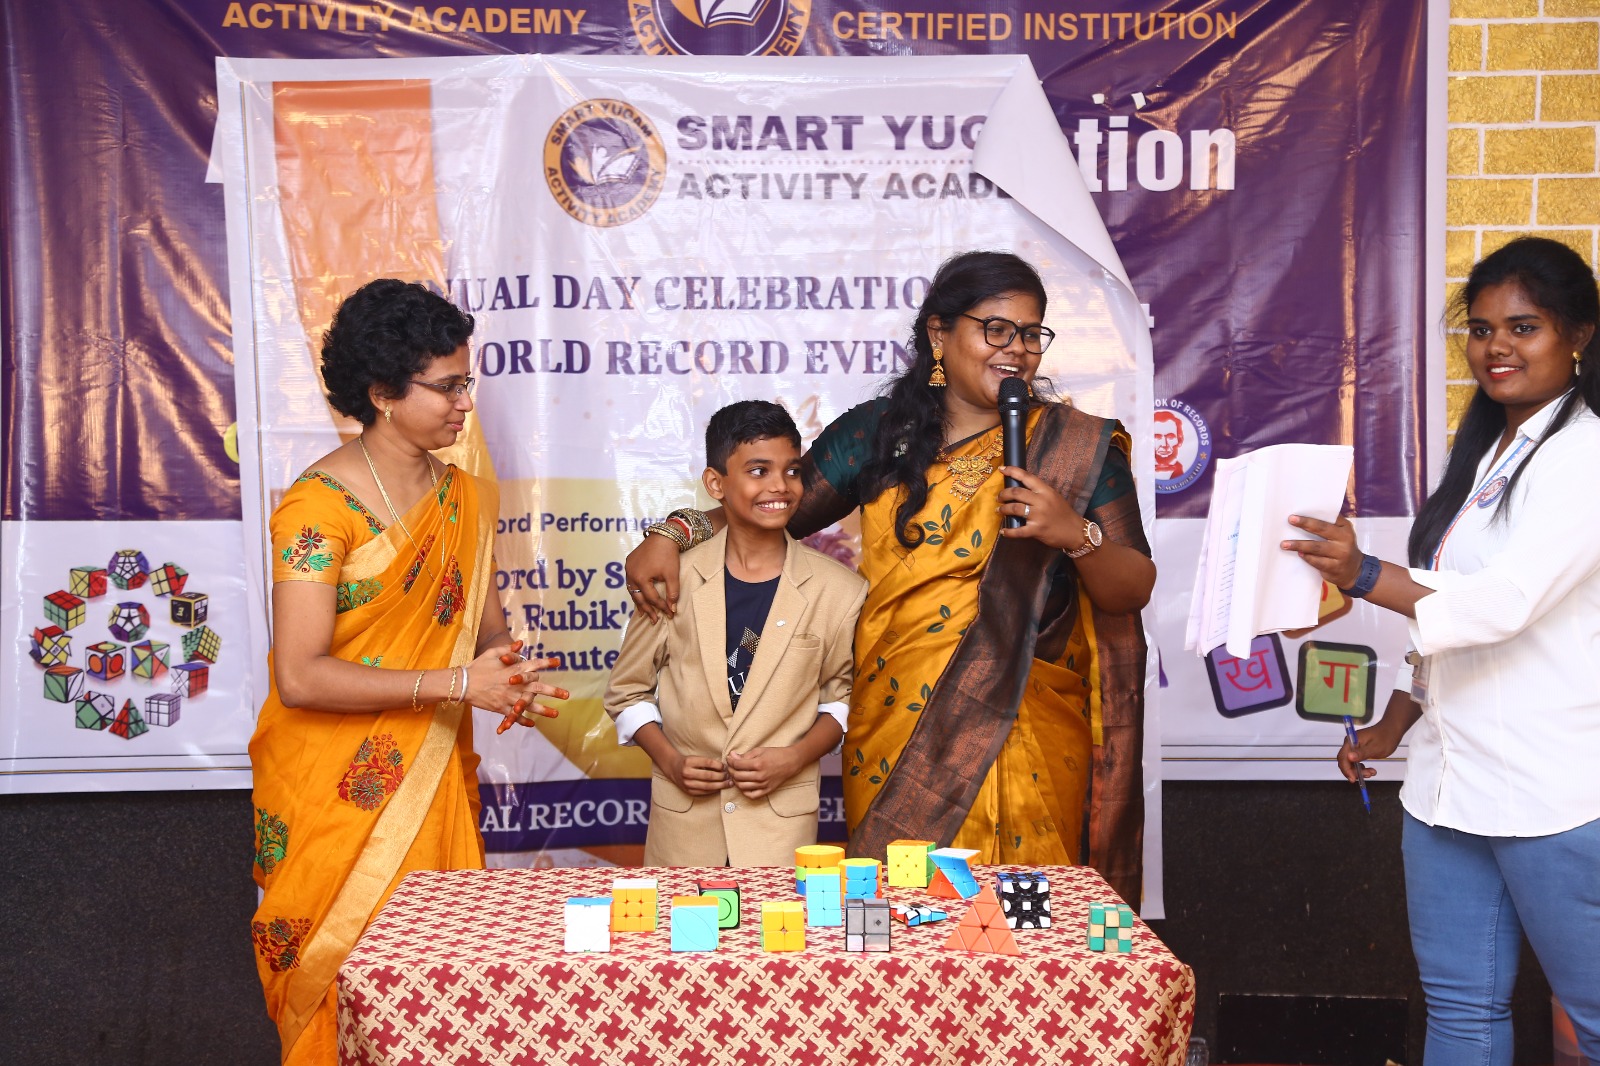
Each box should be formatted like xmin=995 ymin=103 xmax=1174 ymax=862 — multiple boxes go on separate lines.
xmin=1403 ymin=811 xmax=1600 ymax=1065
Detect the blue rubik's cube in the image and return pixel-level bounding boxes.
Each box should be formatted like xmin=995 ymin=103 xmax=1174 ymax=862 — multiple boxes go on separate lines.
xmin=1087 ymin=901 xmax=1134 ymax=953
xmin=669 ymin=896 xmax=719 ymax=952
xmin=841 ymin=858 xmax=882 ymax=900
xmin=929 ymin=847 xmax=982 ymax=899
xmin=805 ymin=869 xmax=842 ymax=927
xmin=998 ymin=871 xmax=1052 ymax=929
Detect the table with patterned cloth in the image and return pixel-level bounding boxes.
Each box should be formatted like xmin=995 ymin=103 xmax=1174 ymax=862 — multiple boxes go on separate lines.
xmin=337 ymin=864 xmax=1195 ymax=1066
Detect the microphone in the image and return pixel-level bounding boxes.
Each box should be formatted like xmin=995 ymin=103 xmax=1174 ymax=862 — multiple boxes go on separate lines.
xmin=998 ymin=376 xmax=1029 ymax=530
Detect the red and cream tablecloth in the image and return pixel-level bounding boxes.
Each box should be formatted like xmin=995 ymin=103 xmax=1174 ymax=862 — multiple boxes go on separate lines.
xmin=337 ymin=865 xmax=1194 ymax=1065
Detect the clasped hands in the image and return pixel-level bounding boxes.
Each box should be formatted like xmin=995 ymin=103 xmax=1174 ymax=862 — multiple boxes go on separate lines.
xmin=666 ymin=745 xmax=803 ymax=801
xmin=471 ymin=639 xmax=569 ymax=735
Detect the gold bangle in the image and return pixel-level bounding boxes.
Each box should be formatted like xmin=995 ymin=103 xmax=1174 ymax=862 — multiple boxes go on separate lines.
xmin=411 ymin=670 xmax=425 ymax=712
xmin=668 ymin=507 xmax=714 ymax=546
xmin=446 ymin=666 xmax=458 ymax=706
xmin=644 ymin=521 xmax=691 ymax=550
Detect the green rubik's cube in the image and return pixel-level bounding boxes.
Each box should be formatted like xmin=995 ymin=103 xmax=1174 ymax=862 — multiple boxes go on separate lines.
xmin=1087 ymin=901 xmax=1133 ymax=953
xmin=132 ymin=640 xmax=170 ymax=681
xmin=695 ymin=879 xmax=741 ymax=929
xmin=75 ymin=692 xmax=114 ymax=730
xmin=181 ymin=625 xmax=221 ymax=664
xmin=43 ymin=590 xmax=86 ymax=630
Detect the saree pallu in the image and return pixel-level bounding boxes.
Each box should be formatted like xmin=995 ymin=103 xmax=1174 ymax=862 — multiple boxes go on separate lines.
xmin=249 ymin=467 xmax=494 ymax=1065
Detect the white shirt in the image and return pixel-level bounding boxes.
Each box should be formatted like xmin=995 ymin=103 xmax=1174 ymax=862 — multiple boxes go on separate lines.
xmin=1397 ymin=396 xmax=1600 ymax=837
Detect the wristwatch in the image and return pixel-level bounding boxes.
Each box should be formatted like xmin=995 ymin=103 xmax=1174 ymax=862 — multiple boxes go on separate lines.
xmin=1066 ymin=520 xmax=1103 ymax=559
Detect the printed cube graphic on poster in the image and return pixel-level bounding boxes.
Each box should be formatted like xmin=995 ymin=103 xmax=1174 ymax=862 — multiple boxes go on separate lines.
xmin=805 ymin=870 xmax=842 ymax=927
xmin=107 ymin=549 xmax=150 ymax=590
xmin=760 ymin=901 xmax=805 ymax=952
xmin=695 ymin=879 xmax=740 ymax=929
xmin=181 ymin=625 xmax=221 ymax=664
xmin=109 ymin=699 xmax=150 ymax=740
xmin=149 ymin=563 xmax=189 ymax=598
xmin=75 ymin=692 xmax=113 ymax=730
xmin=144 ymin=693 xmax=181 ymax=727
xmin=669 ymin=896 xmax=719 ymax=952
xmin=845 ymin=897 xmax=891 ymax=953
xmin=887 ymin=839 xmax=935 ymax=888
xmin=794 ymin=843 xmax=844 ymax=895
xmin=171 ymin=661 xmax=209 ymax=698
xmin=1087 ymin=902 xmax=1134 ymax=953
xmin=998 ymin=871 xmax=1052 ymax=930
xmin=43 ymin=590 xmax=86 ymax=631
xmin=108 ymin=601 xmax=151 ymax=642
xmin=1296 ymin=641 xmax=1378 ymax=723
xmin=70 ymin=566 xmax=108 ymax=599
xmin=44 ymin=665 xmax=85 ymax=704
xmin=891 ymin=904 xmax=950 ymax=927
xmin=170 ymin=592 xmax=209 ymax=629
xmin=928 ymin=847 xmax=982 ymax=900
xmin=840 ymin=857 xmax=882 ymax=899
xmin=132 ymin=640 xmax=170 ymax=681
xmin=30 ymin=625 xmax=72 ymax=667
xmin=943 ymin=886 xmax=1020 ymax=955
xmin=610 ymin=878 xmax=658 ymax=932
xmin=85 ymin=641 xmax=126 ymax=682
xmin=563 ymin=897 xmax=611 ymax=953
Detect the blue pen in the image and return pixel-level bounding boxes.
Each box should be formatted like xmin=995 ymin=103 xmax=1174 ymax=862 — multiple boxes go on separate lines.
xmin=1343 ymin=715 xmax=1372 ymax=814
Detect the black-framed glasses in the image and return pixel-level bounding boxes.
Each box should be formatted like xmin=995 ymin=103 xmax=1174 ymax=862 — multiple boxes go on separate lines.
xmin=960 ymin=313 xmax=1056 ymax=354
xmin=410 ymin=376 xmax=475 ymax=398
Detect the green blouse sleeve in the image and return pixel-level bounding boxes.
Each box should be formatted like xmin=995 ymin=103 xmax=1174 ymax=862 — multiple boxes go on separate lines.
xmin=808 ymin=398 xmax=885 ymax=506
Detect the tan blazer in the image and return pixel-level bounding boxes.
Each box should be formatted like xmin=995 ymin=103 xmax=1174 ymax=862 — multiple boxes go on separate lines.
xmin=604 ymin=530 xmax=867 ymax=867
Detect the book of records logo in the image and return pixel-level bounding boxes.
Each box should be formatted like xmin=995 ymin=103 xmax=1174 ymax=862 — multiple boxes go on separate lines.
xmin=629 ymin=0 xmax=810 ymax=57
xmin=1153 ymin=398 xmax=1211 ymax=494
xmin=544 ymin=99 xmax=668 ymax=228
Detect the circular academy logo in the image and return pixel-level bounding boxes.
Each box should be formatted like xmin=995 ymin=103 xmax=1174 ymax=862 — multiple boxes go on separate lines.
xmin=628 ymin=0 xmax=810 ymax=57
xmin=1153 ymin=399 xmax=1211 ymax=494
xmin=544 ymin=99 xmax=668 ymax=228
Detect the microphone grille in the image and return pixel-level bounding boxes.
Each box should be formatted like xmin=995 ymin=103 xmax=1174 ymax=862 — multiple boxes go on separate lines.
xmin=998 ymin=376 xmax=1030 ymax=408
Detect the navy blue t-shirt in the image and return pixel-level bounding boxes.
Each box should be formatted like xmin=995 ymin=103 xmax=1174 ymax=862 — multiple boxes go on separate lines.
xmin=725 ymin=573 xmax=779 ymax=711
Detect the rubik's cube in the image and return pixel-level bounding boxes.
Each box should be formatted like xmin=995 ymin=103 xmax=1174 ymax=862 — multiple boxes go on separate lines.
xmin=891 ymin=904 xmax=950 ymax=927
xmin=695 ymin=879 xmax=740 ymax=929
xmin=75 ymin=692 xmax=113 ymax=730
xmin=170 ymin=592 xmax=208 ymax=628
xmin=43 ymin=590 xmax=86 ymax=630
xmin=761 ymin=901 xmax=805 ymax=952
xmin=181 ymin=625 xmax=221 ymax=664
xmin=563 ymin=897 xmax=611 ymax=953
xmin=794 ymin=843 xmax=844 ymax=895
xmin=943 ymin=886 xmax=1021 ymax=955
xmin=887 ymin=839 xmax=935 ymax=887
xmin=929 ymin=847 xmax=982 ymax=900
xmin=132 ymin=640 xmax=169 ymax=681
xmin=610 ymin=878 xmax=658 ymax=932
xmin=1087 ymin=902 xmax=1134 ymax=953
xmin=841 ymin=857 xmax=883 ymax=899
xmin=30 ymin=626 xmax=72 ymax=667
xmin=70 ymin=566 xmax=107 ymax=599
xmin=44 ymin=665 xmax=85 ymax=704
xmin=108 ymin=601 xmax=151 ymax=642
xmin=669 ymin=896 xmax=719 ymax=952
xmin=143 ymin=693 xmax=181 ymax=727
xmin=998 ymin=871 xmax=1052 ymax=929
xmin=107 ymin=549 xmax=150 ymax=590
xmin=805 ymin=869 xmax=842 ymax=927
xmin=171 ymin=662 xmax=209 ymax=698
xmin=149 ymin=563 xmax=189 ymax=597
xmin=845 ymin=897 xmax=891 ymax=953
xmin=109 ymin=699 xmax=150 ymax=739
xmin=85 ymin=641 xmax=126 ymax=682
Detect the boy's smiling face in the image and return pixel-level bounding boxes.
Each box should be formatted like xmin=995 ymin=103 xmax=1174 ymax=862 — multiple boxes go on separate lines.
xmin=704 ymin=435 xmax=803 ymax=535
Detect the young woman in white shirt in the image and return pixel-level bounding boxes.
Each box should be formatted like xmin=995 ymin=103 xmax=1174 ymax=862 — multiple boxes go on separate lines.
xmin=1283 ymin=237 xmax=1600 ymax=1065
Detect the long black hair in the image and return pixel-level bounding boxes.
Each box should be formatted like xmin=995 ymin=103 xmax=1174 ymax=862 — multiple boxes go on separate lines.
xmin=1407 ymin=237 xmax=1600 ymax=566
xmin=858 ymin=250 xmax=1050 ymax=549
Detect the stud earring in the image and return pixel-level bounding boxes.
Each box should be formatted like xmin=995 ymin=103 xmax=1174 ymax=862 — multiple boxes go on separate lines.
xmin=929 ymin=346 xmax=947 ymax=388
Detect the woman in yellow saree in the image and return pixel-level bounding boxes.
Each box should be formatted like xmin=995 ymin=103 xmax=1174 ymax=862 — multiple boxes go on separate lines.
xmin=249 ymin=280 xmax=566 ymax=1065
xmin=625 ymin=252 xmax=1154 ymax=904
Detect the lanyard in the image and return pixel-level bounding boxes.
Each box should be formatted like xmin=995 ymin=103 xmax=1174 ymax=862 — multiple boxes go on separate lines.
xmin=1430 ymin=434 xmax=1533 ymax=570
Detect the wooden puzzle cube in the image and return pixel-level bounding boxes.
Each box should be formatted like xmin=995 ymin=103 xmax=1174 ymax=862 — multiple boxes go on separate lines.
xmin=85 ymin=641 xmax=126 ymax=682
xmin=44 ymin=665 xmax=85 ymax=704
xmin=143 ymin=693 xmax=181 ymax=727
xmin=805 ymin=869 xmax=842 ymax=927
xmin=563 ymin=897 xmax=611 ymax=953
xmin=171 ymin=662 xmax=209 ymax=698
xmin=887 ymin=839 xmax=935 ymax=888
xmin=109 ymin=699 xmax=150 ymax=740
xmin=43 ymin=590 xmax=86 ymax=630
xmin=132 ymin=640 xmax=170 ymax=681
xmin=841 ymin=857 xmax=883 ymax=899
xmin=1087 ymin=902 xmax=1134 ymax=952
xmin=107 ymin=549 xmax=150 ymax=590
xmin=170 ymin=592 xmax=209 ymax=628
xmin=108 ymin=601 xmax=151 ymax=642
xmin=794 ymin=843 xmax=843 ymax=895
xmin=943 ymin=886 xmax=1021 ymax=956
xmin=998 ymin=871 xmax=1052 ymax=929
xmin=181 ymin=625 xmax=221 ymax=664
xmin=845 ymin=897 xmax=891 ymax=953
xmin=760 ymin=901 xmax=805 ymax=952
xmin=695 ymin=879 xmax=740 ymax=929
xmin=30 ymin=625 xmax=72 ymax=667
xmin=75 ymin=692 xmax=113 ymax=730
xmin=70 ymin=566 xmax=107 ymax=599
xmin=610 ymin=877 xmax=658 ymax=932
xmin=149 ymin=563 xmax=189 ymax=597
xmin=929 ymin=847 xmax=981 ymax=900
xmin=891 ymin=904 xmax=950 ymax=927
xmin=670 ymin=896 xmax=719 ymax=952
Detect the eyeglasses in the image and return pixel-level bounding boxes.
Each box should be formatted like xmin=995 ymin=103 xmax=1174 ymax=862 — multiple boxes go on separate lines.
xmin=959 ymin=314 xmax=1056 ymax=354
xmin=410 ymin=376 xmax=475 ymax=398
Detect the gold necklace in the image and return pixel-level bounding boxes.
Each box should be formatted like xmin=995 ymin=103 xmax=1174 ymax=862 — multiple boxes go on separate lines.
xmin=938 ymin=430 xmax=1004 ymax=502
xmin=359 ymin=434 xmax=439 ymax=579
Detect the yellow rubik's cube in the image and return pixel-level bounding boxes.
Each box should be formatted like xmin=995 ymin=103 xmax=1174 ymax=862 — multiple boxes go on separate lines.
xmin=610 ymin=877 xmax=658 ymax=932
xmin=761 ymin=901 xmax=806 ymax=952
xmin=887 ymin=839 xmax=935 ymax=887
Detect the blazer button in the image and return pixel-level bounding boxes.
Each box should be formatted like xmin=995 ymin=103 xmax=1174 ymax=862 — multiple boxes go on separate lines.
xmin=724 ymin=801 xmax=737 ymax=813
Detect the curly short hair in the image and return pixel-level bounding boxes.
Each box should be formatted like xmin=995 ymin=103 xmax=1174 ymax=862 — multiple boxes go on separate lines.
xmin=321 ymin=279 xmax=475 ymax=425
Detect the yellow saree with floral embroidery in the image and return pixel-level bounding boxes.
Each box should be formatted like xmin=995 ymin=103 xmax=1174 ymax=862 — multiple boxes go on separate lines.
xmin=249 ymin=466 xmax=494 ymax=1065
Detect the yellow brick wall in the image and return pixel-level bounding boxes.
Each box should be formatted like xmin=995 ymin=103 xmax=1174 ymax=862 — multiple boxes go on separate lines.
xmin=1447 ymin=0 xmax=1600 ymax=430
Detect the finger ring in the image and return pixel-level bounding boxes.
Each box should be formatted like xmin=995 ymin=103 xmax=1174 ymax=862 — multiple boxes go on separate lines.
xmin=1023 ymin=503 xmax=1031 ymax=518
xmin=627 ymin=586 xmax=641 ymax=594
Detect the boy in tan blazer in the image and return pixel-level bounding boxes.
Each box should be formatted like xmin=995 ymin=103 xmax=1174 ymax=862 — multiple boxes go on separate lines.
xmin=604 ymin=401 xmax=867 ymax=867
